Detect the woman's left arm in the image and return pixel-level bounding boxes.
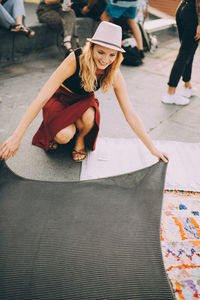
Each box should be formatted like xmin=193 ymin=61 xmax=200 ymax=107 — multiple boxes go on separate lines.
xmin=113 ymin=69 xmax=168 ymax=163
xmin=195 ymin=0 xmax=200 ymax=40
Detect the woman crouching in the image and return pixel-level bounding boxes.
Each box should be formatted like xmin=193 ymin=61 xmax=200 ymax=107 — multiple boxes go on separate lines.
xmin=0 ymin=21 xmax=168 ymax=163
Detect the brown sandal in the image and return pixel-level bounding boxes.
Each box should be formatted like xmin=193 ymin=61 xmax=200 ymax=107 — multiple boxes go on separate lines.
xmin=72 ymin=149 xmax=87 ymax=162
xmin=49 ymin=140 xmax=58 ymax=150
xmin=61 ymin=41 xmax=73 ymax=57
xmin=10 ymin=24 xmax=35 ymax=38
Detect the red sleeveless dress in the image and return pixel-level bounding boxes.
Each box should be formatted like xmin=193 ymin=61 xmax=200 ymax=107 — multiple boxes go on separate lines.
xmin=32 ymin=49 xmax=100 ymax=152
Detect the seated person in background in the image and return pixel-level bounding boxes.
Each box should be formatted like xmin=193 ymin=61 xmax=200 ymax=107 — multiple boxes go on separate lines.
xmin=101 ymin=0 xmax=145 ymax=59
xmin=36 ymin=0 xmax=79 ymax=56
xmin=0 ymin=0 xmax=35 ymax=37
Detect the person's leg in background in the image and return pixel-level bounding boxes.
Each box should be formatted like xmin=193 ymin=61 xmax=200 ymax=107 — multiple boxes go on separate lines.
xmin=37 ymin=2 xmax=77 ymax=56
xmin=162 ymin=2 xmax=198 ymax=105
xmin=4 ymin=0 xmax=25 ymax=25
xmin=37 ymin=2 xmax=63 ymax=33
xmin=0 ymin=3 xmax=15 ymax=29
xmin=0 ymin=0 xmax=35 ymax=37
xmin=179 ymin=46 xmax=198 ymax=97
xmin=101 ymin=3 xmax=144 ymax=58
xmin=123 ymin=3 xmax=144 ymax=57
xmin=61 ymin=8 xmax=80 ymax=54
xmin=127 ymin=16 xmax=144 ymax=58
xmin=100 ymin=9 xmax=112 ymax=22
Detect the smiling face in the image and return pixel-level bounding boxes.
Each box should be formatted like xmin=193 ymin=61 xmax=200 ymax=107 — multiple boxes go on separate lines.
xmin=92 ymin=44 xmax=118 ymax=70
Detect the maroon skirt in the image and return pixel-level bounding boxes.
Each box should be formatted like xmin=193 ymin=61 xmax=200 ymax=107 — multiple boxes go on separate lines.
xmin=32 ymin=86 xmax=100 ymax=152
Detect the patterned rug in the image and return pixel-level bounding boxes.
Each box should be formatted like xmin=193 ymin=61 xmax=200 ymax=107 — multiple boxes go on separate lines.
xmin=161 ymin=191 xmax=200 ymax=299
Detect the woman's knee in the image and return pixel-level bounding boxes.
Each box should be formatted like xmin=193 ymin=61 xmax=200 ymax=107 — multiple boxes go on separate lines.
xmin=55 ymin=124 xmax=76 ymax=144
xmin=82 ymin=107 xmax=95 ymax=127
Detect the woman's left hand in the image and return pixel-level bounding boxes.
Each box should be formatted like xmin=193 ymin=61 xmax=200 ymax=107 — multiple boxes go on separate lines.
xmin=151 ymin=148 xmax=169 ymax=163
xmin=195 ymin=24 xmax=200 ymax=41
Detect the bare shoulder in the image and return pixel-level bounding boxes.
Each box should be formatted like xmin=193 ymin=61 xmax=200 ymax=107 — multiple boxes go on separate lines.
xmin=61 ymin=52 xmax=76 ymax=71
xmin=55 ymin=51 xmax=77 ymax=80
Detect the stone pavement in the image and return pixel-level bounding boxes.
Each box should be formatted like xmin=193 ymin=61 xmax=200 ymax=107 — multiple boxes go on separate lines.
xmin=0 ymin=29 xmax=199 ymax=181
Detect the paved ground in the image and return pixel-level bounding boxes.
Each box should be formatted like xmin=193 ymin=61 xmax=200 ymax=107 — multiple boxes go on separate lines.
xmin=0 ymin=29 xmax=199 ymax=181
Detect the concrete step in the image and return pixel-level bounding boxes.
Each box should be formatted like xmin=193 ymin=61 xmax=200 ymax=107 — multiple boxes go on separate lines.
xmin=0 ymin=2 xmax=97 ymax=66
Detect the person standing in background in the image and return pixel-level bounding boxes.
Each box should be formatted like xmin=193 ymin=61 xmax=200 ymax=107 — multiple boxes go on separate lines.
xmin=162 ymin=0 xmax=200 ymax=105
xmin=101 ymin=0 xmax=145 ymax=59
xmin=0 ymin=0 xmax=35 ymax=37
xmin=36 ymin=0 xmax=79 ymax=56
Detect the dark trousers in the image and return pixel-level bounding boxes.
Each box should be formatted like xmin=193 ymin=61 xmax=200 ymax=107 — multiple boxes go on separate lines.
xmin=168 ymin=0 xmax=199 ymax=87
xmin=37 ymin=2 xmax=77 ymax=38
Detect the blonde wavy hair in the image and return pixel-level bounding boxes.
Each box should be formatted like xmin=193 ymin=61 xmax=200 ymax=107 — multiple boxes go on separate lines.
xmin=79 ymin=42 xmax=124 ymax=93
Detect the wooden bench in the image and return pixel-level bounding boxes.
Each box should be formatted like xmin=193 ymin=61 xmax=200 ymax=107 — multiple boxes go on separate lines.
xmin=144 ymin=18 xmax=176 ymax=34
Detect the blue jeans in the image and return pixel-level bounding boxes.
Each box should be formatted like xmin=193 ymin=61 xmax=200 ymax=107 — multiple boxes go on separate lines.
xmin=168 ymin=0 xmax=199 ymax=87
xmin=0 ymin=0 xmax=25 ymax=30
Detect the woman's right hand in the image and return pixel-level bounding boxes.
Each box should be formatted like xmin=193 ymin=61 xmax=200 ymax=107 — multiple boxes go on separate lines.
xmin=0 ymin=134 xmax=21 ymax=161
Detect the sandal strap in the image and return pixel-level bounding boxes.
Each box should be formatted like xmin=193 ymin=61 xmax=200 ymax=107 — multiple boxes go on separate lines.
xmin=63 ymin=40 xmax=71 ymax=44
xmin=10 ymin=24 xmax=22 ymax=30
xmin=10 ymin=24 xmax=35 ymax=37
xmin=49 ymin=140 xmax=58 ymax=150
xmin=62 ymin=41 xmax=73 ymax=49
xmin=72 ymin=149 xmax=87 ymax=162
xmin=72 ymin=149 xmax=87 ymax=156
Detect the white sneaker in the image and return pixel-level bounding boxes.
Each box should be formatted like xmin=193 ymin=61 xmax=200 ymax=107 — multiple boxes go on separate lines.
xmin=162 ymin=92 xmax=190 ymax=105
xmin=181 ymin=86 xmax=197 ymax=98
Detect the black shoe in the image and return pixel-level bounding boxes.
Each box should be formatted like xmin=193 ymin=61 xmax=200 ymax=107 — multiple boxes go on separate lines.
xmin=139 ymin=50 xmax=145 ymax=59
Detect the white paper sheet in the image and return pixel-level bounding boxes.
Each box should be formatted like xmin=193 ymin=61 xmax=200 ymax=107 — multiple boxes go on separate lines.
xmin=81 ymin=138 xmax=200 ymax=192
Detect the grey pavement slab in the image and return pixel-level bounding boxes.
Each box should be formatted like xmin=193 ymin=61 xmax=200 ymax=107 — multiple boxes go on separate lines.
xmin=0 ymin=32 xmax=200 ymax=181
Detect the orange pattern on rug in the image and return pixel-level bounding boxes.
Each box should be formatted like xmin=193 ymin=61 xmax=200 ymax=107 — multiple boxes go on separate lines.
xmin=161 ymin=191 xmax=200 ymax=299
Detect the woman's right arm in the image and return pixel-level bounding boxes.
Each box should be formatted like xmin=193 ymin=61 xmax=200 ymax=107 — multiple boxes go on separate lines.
xmin=0 ymin=52 xmax=76 ymax=160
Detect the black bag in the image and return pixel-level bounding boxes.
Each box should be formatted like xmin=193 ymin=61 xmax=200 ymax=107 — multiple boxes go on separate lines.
xmin=122 ymin=46 xmax=143 ymax=66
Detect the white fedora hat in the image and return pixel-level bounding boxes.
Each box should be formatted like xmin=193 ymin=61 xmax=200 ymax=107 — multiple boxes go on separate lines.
xmin=87 ymin=21 xmax=125 ymax=53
